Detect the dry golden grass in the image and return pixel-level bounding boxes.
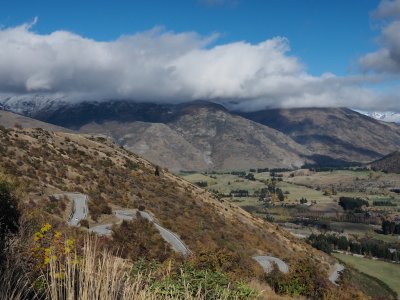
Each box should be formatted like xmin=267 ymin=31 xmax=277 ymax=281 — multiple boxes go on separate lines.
xmin=1 ymin=237 xmax=265 ymax=300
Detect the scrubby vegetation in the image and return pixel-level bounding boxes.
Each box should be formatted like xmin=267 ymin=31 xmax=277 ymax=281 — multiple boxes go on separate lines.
xmin=2 ymin=231 xmax=258 ymax=300
xmin=265 ymin=259 xmax=330 ymax=298
xmin=111 ymin=217 xmax=172 ymax=262
xmin=0 ymin=128 xmax=377 ymax=299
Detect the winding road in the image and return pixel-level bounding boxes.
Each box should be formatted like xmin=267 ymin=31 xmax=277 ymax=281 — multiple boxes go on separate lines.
xmin=91 ymin=209 xmax=190 ymax=256
xmin=252 ymin=256 xmax=289 ymax=274
xmin=57 ymin=193 xmax=343 ymax=283
xmin=54 ymin=193 xmax=88 ymax=226
xmin=57 ymin=192 xmax=344 ymax=286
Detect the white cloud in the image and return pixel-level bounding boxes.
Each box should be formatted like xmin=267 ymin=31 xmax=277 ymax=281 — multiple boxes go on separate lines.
xmin=360 ymin=0 xmax=400 ymax=74
xmin=0 ymin=21 xmax=398 ymax=112
xmin=372 ymin=0 xmax=400 ymax=19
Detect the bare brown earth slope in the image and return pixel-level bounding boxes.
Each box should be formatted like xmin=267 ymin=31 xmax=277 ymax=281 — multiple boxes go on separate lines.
xmin=239 ymin=107 xmax=400 ymax=164
xmin=0 ymin=126 xmax=334 ymax=275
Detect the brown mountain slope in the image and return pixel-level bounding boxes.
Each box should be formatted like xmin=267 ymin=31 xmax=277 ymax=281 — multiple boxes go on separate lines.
xmin=371 ymin=151 xmax=400 ymax=173
xmin=239 ymin=107 xmax=400 ymax=164
xmin=0 ymin=127 xmax=333 ymax=273
xmin=5 ymin=100 xmax=400 ymax=170
xmin=0 ymin=109 xmax=71 ymax=132
xmin=169 ymin=103 xmax=310 ymax=170
xmin=77 ymin=102 xmax=311 ymax=171
xmin=79 ymin=121 xmax=210 ymax=171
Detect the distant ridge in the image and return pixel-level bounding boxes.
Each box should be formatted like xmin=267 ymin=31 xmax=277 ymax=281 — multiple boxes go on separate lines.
xmin=0 ymin=109 xmax=72 ymax=132
xmin=239 ymin=107 xmax=400 ymax=164
xmin=371 ymin=151 xmax=400 ymax=174
xmin=2 ymin=97 xmax=400 ymax=171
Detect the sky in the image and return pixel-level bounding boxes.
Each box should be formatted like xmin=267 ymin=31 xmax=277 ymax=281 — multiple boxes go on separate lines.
xmin=0 ymin=0 xmax=399 ymax=112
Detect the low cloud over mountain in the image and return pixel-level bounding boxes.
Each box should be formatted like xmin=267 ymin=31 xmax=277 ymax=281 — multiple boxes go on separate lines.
xmin=0 ymin=8 xmax=398 ymax=112
xmin=360 ymin=0 xmax=400 ymax=74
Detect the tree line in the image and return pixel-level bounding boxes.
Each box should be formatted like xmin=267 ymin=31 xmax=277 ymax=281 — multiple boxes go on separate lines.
xmin=308 ymin=233 xmax=399 ymax=262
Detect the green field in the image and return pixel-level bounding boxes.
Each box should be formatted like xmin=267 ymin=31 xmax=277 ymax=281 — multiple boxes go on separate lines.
xmin=182 ymin=172 xmax=334 ymax=204
xmin=180 ymin=171 xmax=400 ymax=239
xmin=333 ymin=253 xmax=400 ymax=295
xmin=344 ymin=267 xmax=398 ymax=299
xmin=287 ymin=170 xmax=400 ymax=204
xmin=181 ymin=170 xmax=400 ymax=204
xmin=275 ymin=181 xmax=332 ymax=203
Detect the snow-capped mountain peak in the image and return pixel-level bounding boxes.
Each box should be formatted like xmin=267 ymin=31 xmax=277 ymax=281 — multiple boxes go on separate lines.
xmin=354 ymin=110 xmax=400 ymax=124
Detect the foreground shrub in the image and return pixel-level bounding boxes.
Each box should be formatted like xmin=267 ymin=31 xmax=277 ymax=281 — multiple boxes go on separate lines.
xmin=1 ymin=233 xmax=256 ymax=300
xmin=111 ymin=217 xmax=172 ymax=262
xmin=131 ymin=259 xmax=257 ymax=300
xmin=265 ymin=258 xmax=331 ymax=299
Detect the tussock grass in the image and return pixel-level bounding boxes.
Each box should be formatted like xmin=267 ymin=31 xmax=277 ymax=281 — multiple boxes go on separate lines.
xmin=1 ymin=237 xmax=258 ymax=300
xmin=0 ymin=268 xmax=34 ymax=300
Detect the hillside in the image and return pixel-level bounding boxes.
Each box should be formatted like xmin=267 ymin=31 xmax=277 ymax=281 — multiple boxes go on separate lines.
xmin=0 ymin=126 xmax=333 ymax=271
xmin=166 ymin=103 xmax=310 ymax=170
xmin=371 ymin=151 xmax=400 ymax=174
xmin=79 ymin=121 xmax=211 ymax=171
xmin=239 ymin=107 xmax=400 ymax=164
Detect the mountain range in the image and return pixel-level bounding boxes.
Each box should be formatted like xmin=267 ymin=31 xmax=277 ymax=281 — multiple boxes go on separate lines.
xmin=1 ymin=96 xmax=400 ymax=171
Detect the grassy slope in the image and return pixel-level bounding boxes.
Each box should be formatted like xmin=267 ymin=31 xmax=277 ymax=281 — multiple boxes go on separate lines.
xmin=333 ymin=253 xmax=400 ymax=295
xmin=342 ymin=266 xmax=397 ymax=300
xmin=0 ymin=127 xmax=334 ymax=276
xmin=0 ymin=110 xmax=72 ymax=132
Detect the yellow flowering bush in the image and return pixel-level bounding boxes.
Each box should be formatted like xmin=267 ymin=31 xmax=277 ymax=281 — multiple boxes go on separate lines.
xmin=32 ymin=223 xmax=76 ymax=270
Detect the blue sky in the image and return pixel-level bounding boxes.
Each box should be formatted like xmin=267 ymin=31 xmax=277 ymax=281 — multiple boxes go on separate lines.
xmin=0 ymin=0 xmax=398 ymax=111
xmin=0 ymin=0 xmax=380 ymax=75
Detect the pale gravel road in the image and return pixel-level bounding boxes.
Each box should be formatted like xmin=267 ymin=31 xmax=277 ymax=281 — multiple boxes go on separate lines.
xmin=59 ymin=195 xmax=341 ymax=284
xmin=54 ymin=193 xmax=88 ymax=226
xmin=55 ymin=194 xmax=342 ymax=283
xmin=252 ymin=256 xmax=289 ymax=273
